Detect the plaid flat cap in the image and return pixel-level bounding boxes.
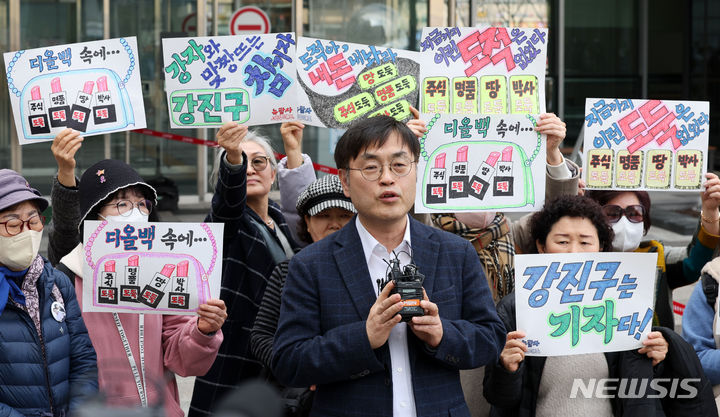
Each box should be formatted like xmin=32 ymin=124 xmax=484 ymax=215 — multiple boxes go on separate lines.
xmin=296 ymin=175 xmax=356 ymax=217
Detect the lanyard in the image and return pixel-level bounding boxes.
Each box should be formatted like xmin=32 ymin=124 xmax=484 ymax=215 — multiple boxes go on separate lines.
xmin=113 ymin=313 xmax=147 ymax=407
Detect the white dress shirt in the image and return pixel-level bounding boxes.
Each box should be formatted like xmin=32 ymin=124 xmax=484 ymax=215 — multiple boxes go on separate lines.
xmin=356 ymin=215 xmax=417 ymax=417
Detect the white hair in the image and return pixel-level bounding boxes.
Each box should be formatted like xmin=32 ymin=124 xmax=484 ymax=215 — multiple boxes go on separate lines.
xmin=209 ymin=130 xmax=277 ymax=191
xmin=244 ymin=130 xmax=278 ymax=170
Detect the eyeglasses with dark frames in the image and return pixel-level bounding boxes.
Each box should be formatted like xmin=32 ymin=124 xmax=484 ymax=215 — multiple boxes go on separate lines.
xmin=0 ymin=215 xmax=46 ymax=236
xmin=602 ymin=204 xmax=645 ymax=224
xmin=346 ymin=157 xmax=416 ymax=181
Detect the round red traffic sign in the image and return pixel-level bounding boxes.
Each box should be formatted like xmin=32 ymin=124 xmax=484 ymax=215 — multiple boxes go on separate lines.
xmin=229 ymin=6 xmax=271 ymax=35
xmin=182 ymin=12 xmax=196 ymax=33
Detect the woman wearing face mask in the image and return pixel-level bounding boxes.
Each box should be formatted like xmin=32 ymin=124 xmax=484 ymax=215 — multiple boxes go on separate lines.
xmin=48 ymin=129 xmax=226 ymax=416
xmin=484 ymin=195 xmax=716 ymax=417
xmin=416 ymin=112 xmax=568 ymax=416
xmin=585 ymin=173 xmax=720 ymax=329
xmin=0 ymin=169 xmax=98 ymax=416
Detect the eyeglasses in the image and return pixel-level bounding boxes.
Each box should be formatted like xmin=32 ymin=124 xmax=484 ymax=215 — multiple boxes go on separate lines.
xmin=0 ymin=215 xmax=46 ymax=236
xmin=103 ymin=199 xmax=153 ymax=216
xmin=346 ymin=157 xmax=416 ymax=181
xmin=602 ymin=204 xmax=645 ymax=224
xmin=249 ymin=156 xmax=271 ymax=172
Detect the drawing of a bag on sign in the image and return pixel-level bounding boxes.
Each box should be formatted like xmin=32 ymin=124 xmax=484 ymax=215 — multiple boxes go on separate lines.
xmin=93 ymin=253 xmax=211 ymax=311
xmin=423 ymin=142 xmax=534 ymax=210
xmin=20 ymin=69 xmax=134 ymax=139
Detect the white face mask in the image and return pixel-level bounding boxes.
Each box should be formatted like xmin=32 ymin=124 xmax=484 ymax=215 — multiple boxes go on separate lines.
xmin=0 ymin=230 xmax=43 ymax=271
xmin=611 ymin=216 xmax=644 ymax=252
xmin=101 ymin=207 xmax=149 ymax=223
xmin=454 ymin=211 xmax=496 ymax=229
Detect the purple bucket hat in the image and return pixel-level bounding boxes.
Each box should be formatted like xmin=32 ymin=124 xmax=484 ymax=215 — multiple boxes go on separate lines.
xmin=0 ymin=169 xmax=49 ymax=213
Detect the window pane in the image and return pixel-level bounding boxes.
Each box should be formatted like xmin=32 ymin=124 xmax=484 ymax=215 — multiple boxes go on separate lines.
xmin=563 ymin=0 xmax=638 ymax=146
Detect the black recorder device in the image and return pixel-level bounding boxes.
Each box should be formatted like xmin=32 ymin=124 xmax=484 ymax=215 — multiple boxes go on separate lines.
xmin=378 ymin=255 xmax=425 ymax=322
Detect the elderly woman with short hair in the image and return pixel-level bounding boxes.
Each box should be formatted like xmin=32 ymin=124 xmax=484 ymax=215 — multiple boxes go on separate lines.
xmin=189 ymin=122 xmax=303 ymax=416
xmin=484 ymin=194 xmax=715 ymax=416
xmin=0 ymin=169 xmax=97 ymax=416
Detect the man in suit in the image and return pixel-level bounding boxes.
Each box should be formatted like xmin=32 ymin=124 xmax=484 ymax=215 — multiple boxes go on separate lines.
xmin=272 ymin=115 xmax=506 ymax=417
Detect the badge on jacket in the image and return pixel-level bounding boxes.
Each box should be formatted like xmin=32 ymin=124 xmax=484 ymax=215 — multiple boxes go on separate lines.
xmin=51 ymin=301 xmax=66 ymax=322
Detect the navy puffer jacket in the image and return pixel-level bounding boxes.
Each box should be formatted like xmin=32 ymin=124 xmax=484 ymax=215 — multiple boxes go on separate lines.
xmin=0 ymin=259 xmax=98 ymax=416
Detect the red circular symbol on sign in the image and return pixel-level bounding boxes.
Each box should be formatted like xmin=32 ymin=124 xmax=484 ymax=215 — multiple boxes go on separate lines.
xmin=182 ymin=12 xmax=197 ymax=33
xmin=229 ymin=6 xmax=271 ymax=35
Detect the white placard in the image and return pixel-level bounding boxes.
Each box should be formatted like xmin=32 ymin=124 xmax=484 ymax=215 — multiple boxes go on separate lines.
xmin=414 ymin=113 xmax=546 ymax=213
xmin=295 ymin=36 xmax=420 ymax=129
xmin=583 ymin=98 xmax=709 ymax=191
xmin=515 ymin=252 xmax=658 ymax=356
xmin=4 ymin=37 xmax=146 ymax=144
xmin=82 ymin=220 xmax=223 ymax=315
xmin=418 ymin=27 xmax=548 ymax=116
xmin=162 ymin=33 xmax=297 ymax=127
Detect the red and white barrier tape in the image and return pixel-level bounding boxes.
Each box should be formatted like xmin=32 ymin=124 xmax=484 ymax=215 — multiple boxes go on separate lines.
xmin=673 ymin=301 xmax=685 ymax=316
xmin=133 ymin=128 xmax=339 ymax=175
xmin=133 ymin=128 xmax=220 ymax=148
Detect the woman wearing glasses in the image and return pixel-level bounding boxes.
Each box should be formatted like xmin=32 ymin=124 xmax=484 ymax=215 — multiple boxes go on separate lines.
xmin=485 ymin=194 xmax=716 ymax=416
xmin=0 ymin=169 xmax=98 ymax=416
xmin=585 ymin=174 xmax=720 ymax=329
xmin=189 ymin=121 xmax=306 ymax=416
xmin=48 ymin=130 xmax=226 ymax=416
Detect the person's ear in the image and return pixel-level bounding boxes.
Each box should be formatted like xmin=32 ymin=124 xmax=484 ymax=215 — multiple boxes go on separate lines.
xmin=339 ymin=169 xmax=351 ymax=198
xmin=535 ymin=239 xmax=546 ymax=253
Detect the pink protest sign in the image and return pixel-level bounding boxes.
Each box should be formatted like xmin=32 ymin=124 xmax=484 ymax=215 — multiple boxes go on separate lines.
xmin=82 ymin=220 xmax=223 ymax=315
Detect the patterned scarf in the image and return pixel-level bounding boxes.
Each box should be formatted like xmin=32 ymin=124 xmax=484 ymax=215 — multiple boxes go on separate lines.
xmin=432 ymin=213 xmax=515 ymax=303
xmin=11 ymin=255 xmax=46 ymax=337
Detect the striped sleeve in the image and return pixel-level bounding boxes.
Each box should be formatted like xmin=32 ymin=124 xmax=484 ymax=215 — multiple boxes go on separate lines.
xmin=250 ymin=261 xmax=288 ymax=369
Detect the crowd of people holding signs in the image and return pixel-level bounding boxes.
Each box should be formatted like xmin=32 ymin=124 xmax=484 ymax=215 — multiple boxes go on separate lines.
xmin=2 ymin=24 xmax=720 ymax=417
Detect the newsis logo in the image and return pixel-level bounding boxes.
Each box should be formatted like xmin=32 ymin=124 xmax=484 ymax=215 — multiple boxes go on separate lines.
xmin=570 ymin=378 xmax=700 ymax=399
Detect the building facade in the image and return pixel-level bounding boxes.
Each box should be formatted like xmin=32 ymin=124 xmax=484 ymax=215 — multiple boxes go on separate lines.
xmin=0 ymin=0 xmax=716 ymax=198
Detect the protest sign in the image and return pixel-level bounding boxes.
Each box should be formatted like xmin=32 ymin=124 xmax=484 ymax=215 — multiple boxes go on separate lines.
xmin=162 ymin=33 xmax=296 ymax=127
xmin=418 ymin=27 xmax=548 ymax=115
xmin=414 ymin=113 xmax=546 ymax=212
xmin=515 ymin=252 xmax=658 ymax=356
xmin=295 ymin=36 xmax=420 ymax=128
xmin=583 ymin=99 xmax=709 ymax=191
xmin=82 ymin=220 xmax=223 ymax=315
xmin=4 ymin=37 xmax=146 ymax=145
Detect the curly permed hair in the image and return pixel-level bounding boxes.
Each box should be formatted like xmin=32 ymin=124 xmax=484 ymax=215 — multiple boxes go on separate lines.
xmin=529 ymin=195 xmax=615 ymax=253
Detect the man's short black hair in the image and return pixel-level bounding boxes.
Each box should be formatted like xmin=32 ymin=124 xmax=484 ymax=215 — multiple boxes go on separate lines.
xmin=529 ymin=195 xmax=615 ymax=253
xmin=333 ymin=115 xmax=420 ymax=169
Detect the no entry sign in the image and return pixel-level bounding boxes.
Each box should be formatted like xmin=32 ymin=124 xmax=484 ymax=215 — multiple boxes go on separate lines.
xmin=229 ymin=6 xmax=271 ymax=35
